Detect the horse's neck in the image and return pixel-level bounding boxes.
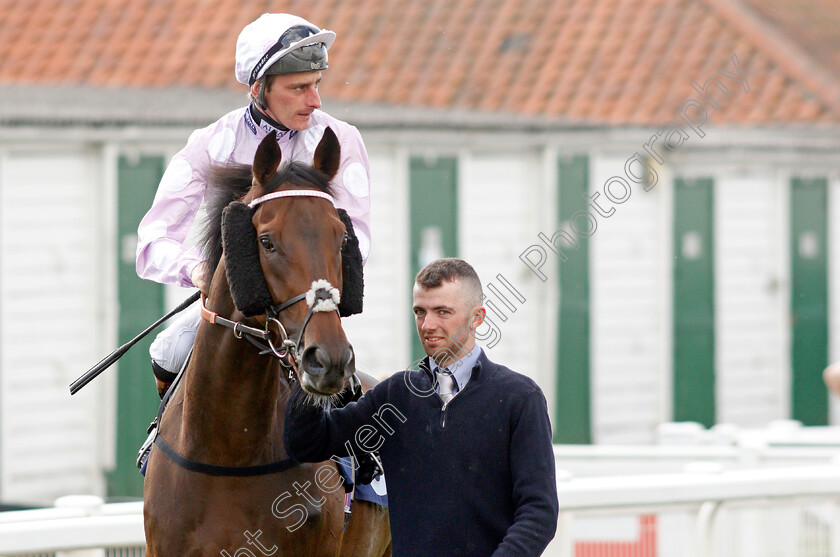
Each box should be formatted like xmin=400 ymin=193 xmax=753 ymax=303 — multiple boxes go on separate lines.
xmin=179 ymin=271 xmax=290 ymax=456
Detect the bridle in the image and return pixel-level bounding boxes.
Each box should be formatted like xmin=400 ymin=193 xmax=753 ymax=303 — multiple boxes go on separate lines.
xmin=200 ymin=189 xmax=342 ymax=372
xmin=146 ymin=188 xmax=350 ymax=478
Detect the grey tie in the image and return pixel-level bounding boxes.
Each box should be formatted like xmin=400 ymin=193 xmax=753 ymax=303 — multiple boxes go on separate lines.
xmin=437 ymin=369 xmax=456 ymax=403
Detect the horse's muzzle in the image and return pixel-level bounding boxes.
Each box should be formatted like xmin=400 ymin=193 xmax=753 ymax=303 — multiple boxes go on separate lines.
xmin=300 ymin=344 xmax=355 ymax=394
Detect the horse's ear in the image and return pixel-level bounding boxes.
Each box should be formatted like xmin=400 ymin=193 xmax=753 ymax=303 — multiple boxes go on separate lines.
xmin=253 ymin=130 xmax=282 ymax=185
xmin=313 ymin=127 xmax=340 ymax=180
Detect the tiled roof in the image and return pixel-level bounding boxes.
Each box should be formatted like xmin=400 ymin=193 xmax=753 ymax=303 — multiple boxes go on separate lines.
xmin=741 ymin=0 xmax=840 ymax=80
xmin=1 ymin=0 xmax=839 ymax=125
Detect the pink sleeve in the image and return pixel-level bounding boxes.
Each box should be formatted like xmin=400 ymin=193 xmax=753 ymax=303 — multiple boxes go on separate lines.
xmin=331 ymin=124 xmax=372 ymax=262
xmin=135 ymin=128 xmax=211 ymax=287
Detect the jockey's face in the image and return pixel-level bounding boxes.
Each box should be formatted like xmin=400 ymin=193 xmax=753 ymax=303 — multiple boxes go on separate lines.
xmin=412 ymin=279 xmax=485 ymax=369
xmin=255 ymin=70 xmax=323 ymax=131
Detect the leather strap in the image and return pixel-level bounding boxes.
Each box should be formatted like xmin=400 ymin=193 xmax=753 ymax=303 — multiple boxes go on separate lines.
xmin=153 ymin=434 xmax=297 ymax=477
xmin=200 ymin=294 xmax=270 ymax=340
xmin=148 ymin=346 xmax=299 ymax=477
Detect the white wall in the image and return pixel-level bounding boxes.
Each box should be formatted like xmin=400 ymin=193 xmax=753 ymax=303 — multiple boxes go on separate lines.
xmin=460 ymin=149 xmax=549 ymax=390
xmin=715 ymin=171 xmax=788 ymax=427
xmin=0 ymin=149 xmax=110 ymax=504
xmin=341 ymin=147 xmax=412 ymax=379
xmin=588 ymin=159 xmax=794 ymax=441
xmin=590 ymin=154 xmax=667 ymax=444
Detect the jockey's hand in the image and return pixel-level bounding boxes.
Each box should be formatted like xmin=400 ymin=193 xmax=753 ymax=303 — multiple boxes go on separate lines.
xmin=190 ymin=262 xmax=209 ymax=294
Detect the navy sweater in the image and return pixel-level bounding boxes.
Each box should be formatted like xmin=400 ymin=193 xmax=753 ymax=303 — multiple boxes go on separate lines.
xmin=284 ymin=351 xmax=558 ymax=556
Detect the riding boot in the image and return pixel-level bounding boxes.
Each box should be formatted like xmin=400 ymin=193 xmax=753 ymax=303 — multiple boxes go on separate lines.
xmin=152 ymin=360 xmax=178 ymax=399
xmin=155 ymin=378 xmax=172 ymax=399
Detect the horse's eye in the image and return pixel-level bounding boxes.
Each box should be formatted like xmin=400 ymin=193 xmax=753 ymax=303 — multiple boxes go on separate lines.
xmin=259 ymin=236 xmax=275 ymax=251
xmin=341 ymin=234 xmax=348 ymax=249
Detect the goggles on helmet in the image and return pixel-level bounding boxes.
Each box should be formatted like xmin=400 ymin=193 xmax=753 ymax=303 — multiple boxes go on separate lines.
xmin=250 ymin=25 xmax=329 ymax=85
xmin=265 ymin=25 xmax=329 ymax=76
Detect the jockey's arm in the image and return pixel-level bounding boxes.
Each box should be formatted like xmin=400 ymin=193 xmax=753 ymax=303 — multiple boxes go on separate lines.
xmin=329 ymin=122 xmax=371 ymax=264
xmin=135 ymin=127 xmax=213 ymax=288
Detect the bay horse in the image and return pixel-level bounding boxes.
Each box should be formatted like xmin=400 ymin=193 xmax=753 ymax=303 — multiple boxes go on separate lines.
xmin=143 ymin=129 xmax=390 ymax=556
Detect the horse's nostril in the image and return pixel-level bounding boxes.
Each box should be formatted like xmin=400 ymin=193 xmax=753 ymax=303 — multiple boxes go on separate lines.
xmin=301 ymin=346 xmax=328 ymax=377
xmin=343 ymin=347 xmax=356 ymax=374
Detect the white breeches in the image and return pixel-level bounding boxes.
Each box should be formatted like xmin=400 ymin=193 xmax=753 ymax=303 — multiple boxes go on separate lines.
xmin=149 ymin=303 xmax=201 ymax=374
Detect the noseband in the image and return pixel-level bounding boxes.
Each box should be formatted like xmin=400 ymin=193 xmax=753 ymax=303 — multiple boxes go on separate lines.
xmin=201 ymin=189 xmax=342 ymax=370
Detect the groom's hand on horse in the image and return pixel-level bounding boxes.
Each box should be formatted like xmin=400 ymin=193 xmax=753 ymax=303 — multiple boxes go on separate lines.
xmin=285 ymin=378 xmax=383 ymax=483
xmin=355 ymin=450 xmax=383 ymax=484
xmin=330 ymin=379 xmax=383 ymax=484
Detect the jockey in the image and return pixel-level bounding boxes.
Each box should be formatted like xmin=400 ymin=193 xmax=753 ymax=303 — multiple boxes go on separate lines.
xmin=135 ymin=13 xmax=371 ymax=396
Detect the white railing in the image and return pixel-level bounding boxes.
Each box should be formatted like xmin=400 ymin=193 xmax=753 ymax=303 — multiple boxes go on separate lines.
xmin=554 ymin=442 xmax=840 ymax=478
xmin=2 ymin=466 xmax=840 ymax=557
xmin=554 ymin=421 xmax=840 ymax=478
xmin=655 ymin=420 xmax=840 ymax=449
xmin=546 ymin=464 xmax=840 ymax=557
xmin=1 ymin=420 xmax=838 ymax=556
xmin=0 ymin=496 xmax=144 ymax=556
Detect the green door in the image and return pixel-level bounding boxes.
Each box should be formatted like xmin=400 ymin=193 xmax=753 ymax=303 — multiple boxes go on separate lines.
xmin=108 ymin=156 xmax=166 ymax=498
xmin=408 ymin=156 xmax=458 ymax=363
xmin=555 ymin=155 xmax=591 ymax=443
xmin=673 ymin=177 xmax=715 ymax=427
xmin=790 ymin=177 xmax=828 ymax=426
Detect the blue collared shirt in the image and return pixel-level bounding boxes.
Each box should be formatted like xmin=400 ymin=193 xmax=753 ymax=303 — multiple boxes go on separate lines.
xmin=430 ymin=345 xmax=482 ymax=395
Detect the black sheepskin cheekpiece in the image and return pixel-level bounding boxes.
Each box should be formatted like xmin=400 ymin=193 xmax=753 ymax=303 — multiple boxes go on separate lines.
xmin=221 ymin=201 xmax=274 ymax=317
xmin=336 ymin=208 xmax=364 ymax=317
xmin=221 ymin=202 xmax=364 ymax=318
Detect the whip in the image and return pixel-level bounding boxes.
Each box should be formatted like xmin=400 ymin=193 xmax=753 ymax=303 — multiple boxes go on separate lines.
xmin=69 ymin=291 xmax=200 ymax=395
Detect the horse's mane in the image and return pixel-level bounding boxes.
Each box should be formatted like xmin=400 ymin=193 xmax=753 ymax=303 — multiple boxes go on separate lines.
xmin=198 ymin=159 xmax=335 ymax=288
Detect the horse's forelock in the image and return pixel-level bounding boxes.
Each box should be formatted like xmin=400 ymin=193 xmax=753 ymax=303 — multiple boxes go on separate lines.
xmin=262 ymin=161 xmax=335 ymax=197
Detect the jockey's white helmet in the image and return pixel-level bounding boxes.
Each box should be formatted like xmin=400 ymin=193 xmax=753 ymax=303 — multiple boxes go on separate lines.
xmin=235 ymin=13 xmax=336 ymax=86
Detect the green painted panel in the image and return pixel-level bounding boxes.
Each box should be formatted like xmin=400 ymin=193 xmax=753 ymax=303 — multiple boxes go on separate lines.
xmin=791 ymin=177 xmax=828 ymax=426
xmin=408 ymin=157 xmax=458 ymax=363
xmin=555 ymin=155 xmax=591 ymax=444
xmin=673 ymin=177 xmax=715 ymax=427
xmin=108 ymin=156 xmax=166 ymax=498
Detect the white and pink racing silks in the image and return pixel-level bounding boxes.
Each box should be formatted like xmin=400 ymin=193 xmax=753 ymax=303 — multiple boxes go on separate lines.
xmin=135 ymin=107 xmax=372 ymax=287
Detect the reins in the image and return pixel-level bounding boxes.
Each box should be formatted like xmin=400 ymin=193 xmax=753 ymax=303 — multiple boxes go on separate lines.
xmin=199 ymin=293 xmax=300 ymax=367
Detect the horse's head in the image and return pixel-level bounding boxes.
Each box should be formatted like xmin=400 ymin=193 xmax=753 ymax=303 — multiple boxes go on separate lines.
xmin=223 ymin=128 xmax=356 ymax=398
